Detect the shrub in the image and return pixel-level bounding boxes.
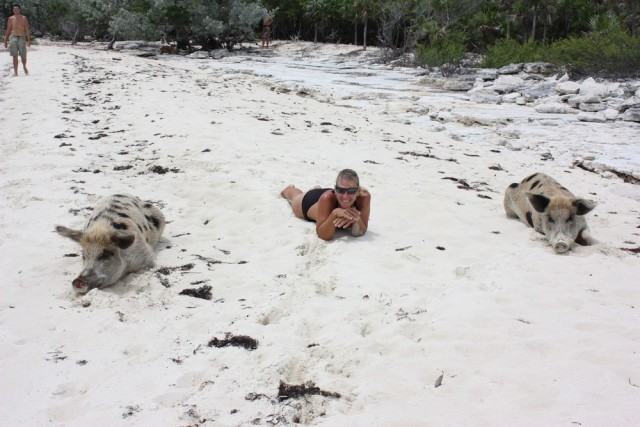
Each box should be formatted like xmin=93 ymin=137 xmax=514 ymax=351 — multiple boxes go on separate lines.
xmin=415 ymin=32 xmax=466 ymax=76
xmin=542 ymin=30 xmax=640 ymax=77
xmin=480 ymin=38 xmax=542 ymax=68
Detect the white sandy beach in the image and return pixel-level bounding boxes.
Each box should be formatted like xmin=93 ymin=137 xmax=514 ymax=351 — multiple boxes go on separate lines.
xmin=1 ymin=40 xmax=639 ymax=426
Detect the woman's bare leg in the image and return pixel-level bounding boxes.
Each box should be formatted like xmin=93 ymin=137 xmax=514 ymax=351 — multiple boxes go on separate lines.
xmin=281 ymin=184 xmax=305 ymax=218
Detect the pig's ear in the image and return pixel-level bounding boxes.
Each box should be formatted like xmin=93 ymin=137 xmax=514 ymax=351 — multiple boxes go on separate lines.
xmin=56 ymin=226 xmax=83 ymax=242
xmin=111 ymin=232 xmax=135 ymax=249
xmin=526 ymin=193 xmax=550 ymax=213
xmin=573 ymin=198 xmax=596 ymax=215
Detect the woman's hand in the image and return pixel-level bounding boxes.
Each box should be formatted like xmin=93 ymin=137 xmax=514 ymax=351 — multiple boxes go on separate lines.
xmin=333 ymin=207 xmax=360 ymax=228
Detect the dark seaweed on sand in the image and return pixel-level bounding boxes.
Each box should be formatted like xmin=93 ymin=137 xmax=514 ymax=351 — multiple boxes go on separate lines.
xmin=208 ymin=333 xmax=258 ymax=351
xmin=179 ymin=285 xmax=212 ymax=300
xmin=278 ymin=381 xmax=341 ymax=401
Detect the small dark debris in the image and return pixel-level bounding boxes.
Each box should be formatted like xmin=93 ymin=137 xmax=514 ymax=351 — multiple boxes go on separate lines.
xmin=194 ymin=254 xmax=247 ymax=266
xmin=202 ymin=148 xmax=211 ymax=152
xmin=113 ymin=165 xmax=133 ymax=171
xmin=122 ymin=405 xmax=141 ymax=419
xmin=364 ymin=160 xmax=380 ymax=164
xmin=477 ymin=194 xmax=492 ymax=199
xmin=620 ymin=246 xmax=640 ymax=254
xmin=307 ymin=343 xmax=319 ymax=348
xmin=150 ymin=165 xmax=180 ymax=174
xmin=245 ymin=392 xmax=270 ymax=401
xmin=231 ymin=409 xmax=238 ymax=414
xmin=320 ymin=122 xmax=332 ymax=126
xmin=59 ymin=142 xmax=72 ymax=147
xmin=435 ymin=373 xmax=444 ymax=388
xmin=88 ymin=133 xmax=108 ymax=140
xmin=157 ymin=263 xmax=195 ymax=275
xmin=463 ymin=153 xmax=480 ymax=157
xmin=170 ymin=357 xmax=183 ymax=364
xmin=179 ymin=285 xmax=212 ymax=300
xmin=395 ymin=246 xmax=412 ymax=251
xmin=76 ymin=360 xmax=88 ymax=365
xmin=436 ymin=246 xmax=446 ymax=251
xmin=491 ymin=231 xmax=501 ymax=234
xmin=488 ymin=165 xmax=504 ymax=171
xmin=277 ymin=381 xmax=341 ymax=401
xmin=54 ymin=133 xmax=68 ymax=139
xmin=208 ymin=333 xmax=258 ymax=351
xmin=63 ymin=253 xmax=79 ymax=257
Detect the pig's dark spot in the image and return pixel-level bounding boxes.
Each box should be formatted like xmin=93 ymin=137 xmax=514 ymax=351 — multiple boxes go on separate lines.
xmin=116 ymin=212 xmax=129 ymax=219
xmin=530 ymin=180 xmax=541 ymax=189
xmin=143 ymin=203 xmax=152 ymax=208
xmin=137 ymin=223 xmax=144 ymax=233
xmin=146 ymin=215 xmax=160 ymax=229
xmin=509 ymin=183 xmax=519 ymax=188
xmin=113 ymin=194 xmax=126 ymax=198
xmin=524 ymin=173 xmax=538 ymax=182
xmin=208 ymin=334 xmax=258 ymax=351
xmin=560 ymin=186 xmax=568 ymax=191
xmin=575 ymin=228 xmax=590 ymax=246
xmin=111 ymin=221 xmax=128 ymax=230
xmin=97 ymin=249 xmax=114 ymax=261
xmin=526 ymin=211 xmax=534 ymax=227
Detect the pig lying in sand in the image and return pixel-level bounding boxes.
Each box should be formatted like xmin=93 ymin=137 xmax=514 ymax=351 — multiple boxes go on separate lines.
xmin=504 ymin=173 xmax=596 ymax=254
xmin=56 ymin=194 xmax=165 ymax=294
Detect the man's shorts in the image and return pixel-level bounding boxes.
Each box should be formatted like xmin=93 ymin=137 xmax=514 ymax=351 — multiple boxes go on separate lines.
xmin=8 ymin=35 xmax=27 ymax=58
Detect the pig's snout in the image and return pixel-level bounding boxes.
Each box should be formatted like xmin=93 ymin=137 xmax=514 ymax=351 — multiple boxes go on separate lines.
xmin=72 ymin=277 xmax=89 ymax=293
xmin=553 ymin=240 xmax=570 ymax=254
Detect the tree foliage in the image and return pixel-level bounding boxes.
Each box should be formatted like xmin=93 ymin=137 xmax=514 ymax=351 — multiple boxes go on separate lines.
xmin=2 ymin=0 xmax=638 ymax=70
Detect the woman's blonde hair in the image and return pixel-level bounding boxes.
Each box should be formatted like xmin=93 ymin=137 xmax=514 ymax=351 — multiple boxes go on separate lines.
xmin=336 ymin=169 xmax=368 ymax=196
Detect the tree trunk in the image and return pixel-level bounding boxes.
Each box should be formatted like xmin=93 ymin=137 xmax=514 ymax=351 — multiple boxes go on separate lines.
xmin=363 ymin=10 xmax=368 ymax=51
xmin=630 ymin=0 xmax=638 ymax=36
xmin=354 ymin=21 xmax=358 ymax=45
xmin=71 ymin=27 xmax=79 ymax=45
xmin=314 ymin=24 xmax=318 ymax=43
xmin=531 ymin=7 xmax=537 ymax=42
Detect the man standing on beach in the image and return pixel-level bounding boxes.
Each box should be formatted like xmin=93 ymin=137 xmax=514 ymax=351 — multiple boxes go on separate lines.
xmin=4 ymin=4 xmax=30 ymax=76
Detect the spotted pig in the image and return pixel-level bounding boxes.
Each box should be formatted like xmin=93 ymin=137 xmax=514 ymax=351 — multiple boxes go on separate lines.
xmin=56 ymin=194 xmax=165 ymax=294
xmin=504 ymin=173 xmax=596 ymax=254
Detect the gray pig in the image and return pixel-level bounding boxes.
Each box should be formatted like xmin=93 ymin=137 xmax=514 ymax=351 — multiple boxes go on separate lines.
xmin=504 ymin=173 xmax=596 ymax=254
xmin=56 ymin=194 xmax=165 ymax=293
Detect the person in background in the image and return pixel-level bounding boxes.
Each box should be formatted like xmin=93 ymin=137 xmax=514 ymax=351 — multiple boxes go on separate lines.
xmin=281 ymin=169 xmax=371 ymax=241
xmin=4 ymin=4 xmax=31 ymax=76
xmin=262 ymin=16 xmax=273 ymax=48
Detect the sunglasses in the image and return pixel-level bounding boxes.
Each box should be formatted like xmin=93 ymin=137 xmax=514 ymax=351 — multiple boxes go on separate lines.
xmin=335 ymin=186 xmax=359 ymax=195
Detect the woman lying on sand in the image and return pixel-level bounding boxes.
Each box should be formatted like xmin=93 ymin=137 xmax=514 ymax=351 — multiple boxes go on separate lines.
xmin=281 ymin=169 xmax=371 ymax=241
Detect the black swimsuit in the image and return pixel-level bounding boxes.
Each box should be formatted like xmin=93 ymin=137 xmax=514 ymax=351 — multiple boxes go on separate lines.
xmin=301 ymin=188 xmax=332 ymax=222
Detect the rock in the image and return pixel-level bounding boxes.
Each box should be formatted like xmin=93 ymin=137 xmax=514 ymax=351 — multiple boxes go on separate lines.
xmin=567 ymin=94 xmax=601 ymax=107
xmin=188 ymin=51 xmax=210 ymax=59
xmin=210 ymin=49 xmax=229 ymax=59
xmin=521 ymin=81 xmax=558 ymax=100
xmin=556 ymin=81 xmax=580 ymax=95
xmin=498 ymin=63 xmax=523 ymax=74
xmin=579 ymin=77 xmax=623 ymax=98
xmin=491 ymin=75 xmax=525 ymax=94
xmin=603 ymin=108 xmax=619 ymax=120
xmin=476 ymin=69 xmax=498 ymax=81
xmin=534 ymin=102 xmax=575 ymax=114
xmin=620 ymin=96 xmax=640 ymax=112
xmin=622 ymin=108 xmax=640 ymax=122
xmin=578 ymin=102 xmax=607 ymax=112
xmin=577 ymin=112 xmax=607 ymax=123
xmin=443 ymin=78 xmax=475 ymax=91
xmin=523 ymin=62 xmax=556 ymax=74
xmin=116 ymin=42 xmax=143 ymax=50
xmin=502 ymin=93 xmax=522 ymax=103
xmin=468 ymin=90 xmax=502 ymax=104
